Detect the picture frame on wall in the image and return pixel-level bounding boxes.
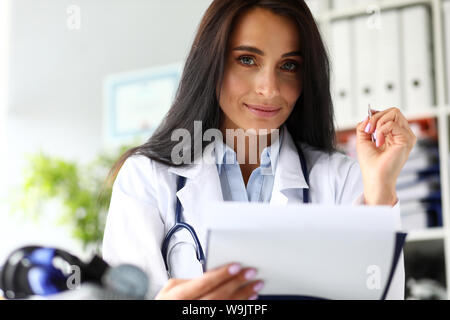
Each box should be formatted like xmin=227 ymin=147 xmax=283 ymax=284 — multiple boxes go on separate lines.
xmin=103 ymin=62 xmax=183 ymax=146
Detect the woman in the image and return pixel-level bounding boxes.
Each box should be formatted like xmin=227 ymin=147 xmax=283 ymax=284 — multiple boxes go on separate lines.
xmin=102 ymin=0 xmax=416 ymax=300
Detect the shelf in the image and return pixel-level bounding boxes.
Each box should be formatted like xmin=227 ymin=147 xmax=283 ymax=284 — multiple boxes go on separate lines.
xmin=335 ymin=106 xmax=450 ymax=131
xmin=406 ymin=227 xmax=447 ymax=242
xmin=317 ymin=0 xmax=431 ymax=22
xmin=314 ymin=0 xmax=450 ymax=299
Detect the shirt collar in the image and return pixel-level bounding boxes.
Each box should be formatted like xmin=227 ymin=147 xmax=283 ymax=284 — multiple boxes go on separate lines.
xmin=214 ymin=127 xmax=285 ymax=176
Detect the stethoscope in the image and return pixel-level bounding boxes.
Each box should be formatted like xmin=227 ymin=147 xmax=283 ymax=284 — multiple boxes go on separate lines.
xmin=160 ymin=140 xmax=310 ymax=275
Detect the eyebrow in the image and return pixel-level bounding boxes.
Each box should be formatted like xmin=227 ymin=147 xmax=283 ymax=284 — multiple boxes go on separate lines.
xmin=232 ymin=45 xmax=302 ymax=58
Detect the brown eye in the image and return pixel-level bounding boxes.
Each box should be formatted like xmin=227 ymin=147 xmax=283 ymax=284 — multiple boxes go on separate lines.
xmin=237 ymin=56 xmax=256 ymax=66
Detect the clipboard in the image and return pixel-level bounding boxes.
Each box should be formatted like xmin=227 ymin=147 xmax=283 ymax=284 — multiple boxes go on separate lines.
xmin=201 ymin=202 xmax=406 ymax=300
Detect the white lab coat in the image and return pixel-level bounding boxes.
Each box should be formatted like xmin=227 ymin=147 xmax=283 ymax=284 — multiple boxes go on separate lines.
xmin=102 ymin=126 xmax=405 ymax=300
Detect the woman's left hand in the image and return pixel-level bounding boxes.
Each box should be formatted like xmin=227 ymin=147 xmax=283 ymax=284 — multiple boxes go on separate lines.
xmin=355 ymin=107 xmax=417 ymax=206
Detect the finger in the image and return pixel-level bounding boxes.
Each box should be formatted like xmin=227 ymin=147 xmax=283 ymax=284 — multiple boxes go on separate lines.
xmin=166 ymin=262 xmax=244 ymax=299
xmin=155 ymin=278 xmax=190 ymax=298
xmin=369 ymin=108 xmax=381 ymax=115
xmin=199 ymin=268 xmax=260 ymax=300
xmin=162 ymin=278 xmax=189 ymax=291
xmin=233 ymin=280 xmax=265 ymax=300
xmin=375 ymin=120 xmax=414 ymax=149
xmin=374 ymin=108 xmax=416 ymax=141
xmin=368 ymin=107 xmax=408 ymax=131
xmin=366 ymin=107 xmax=409 ymax=134
xmin=375 ymin=120 xmax=393 ymax=148
xmin=367 ymin=106 xmax=389 ymax=124
xmin=356 ymin=116 xmax=374 ymax=143
xmin=369 ymin=106 xmax=392 ymax=115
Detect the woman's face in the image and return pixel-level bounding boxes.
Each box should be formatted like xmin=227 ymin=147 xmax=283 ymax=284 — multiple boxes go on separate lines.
xmin=219 ymin=7 xmax=303 ymax=133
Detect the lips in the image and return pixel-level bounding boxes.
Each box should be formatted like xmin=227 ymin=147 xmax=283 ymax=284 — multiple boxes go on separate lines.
xmin=244 ymin=103 xmax=282 ymax=118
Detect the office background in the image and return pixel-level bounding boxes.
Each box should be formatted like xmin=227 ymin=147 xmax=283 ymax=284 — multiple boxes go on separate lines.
xmin=0 ymin=0 xmax=213 ymax=274
xmin=308 ymin=0 xmax=450 ymax=300
xmin=1 ymin=0 xmax=449 ymax=299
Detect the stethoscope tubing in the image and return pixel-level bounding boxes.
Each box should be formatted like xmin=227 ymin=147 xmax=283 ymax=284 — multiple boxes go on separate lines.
xmin=161 ymin=140 xmax=309 ymax=272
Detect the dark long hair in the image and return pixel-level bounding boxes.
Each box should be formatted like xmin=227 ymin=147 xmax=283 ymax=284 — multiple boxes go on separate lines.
xmin=104 ymin=0 xmax=336 ymax=188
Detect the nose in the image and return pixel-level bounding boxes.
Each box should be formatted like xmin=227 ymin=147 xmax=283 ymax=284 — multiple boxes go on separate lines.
xmin=255 ymin=67 xmax=280 ymax=99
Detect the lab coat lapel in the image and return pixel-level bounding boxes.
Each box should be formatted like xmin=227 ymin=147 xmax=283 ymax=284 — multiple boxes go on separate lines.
xmin=168 ymin=128 xmax=309 ymax=208
xmin=270 ymin=126 xmax=309 ymax=205
xmin=168 ymin=143 xmax=223 ymax=222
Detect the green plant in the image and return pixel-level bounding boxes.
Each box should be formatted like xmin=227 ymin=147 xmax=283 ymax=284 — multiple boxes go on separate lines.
xmin=10 ymin=143 xmax=138 ymax=252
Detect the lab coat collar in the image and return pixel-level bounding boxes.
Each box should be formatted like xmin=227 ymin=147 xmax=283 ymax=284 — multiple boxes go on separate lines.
xmin=214 ymin=128 xmax=284 ymax=176
xmin=168 ymin=125 xmax=310 ymax=206
xmin=169 ymin=143 xmax=223 ymax=230
xmin=270 ymin=126 xmax=309 ymax=204
xmin=167 ymin=142 xmax=216 ymax=179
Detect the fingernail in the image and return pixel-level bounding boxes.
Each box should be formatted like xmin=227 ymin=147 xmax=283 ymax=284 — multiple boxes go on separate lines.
xmin=228 ymin=263 xmax=241 ymax=275
xmin=364 ymin=123 xmax=371 ymax=133
xmin=253 ymin=281 xmax=264 ymax=292
xmin=245 ymin=268 xmax=257 ymax=280
xmin=376 ymin=138 xmax=380 ymax=148
xmin=249 ymin=294 xmax=258 ymax=300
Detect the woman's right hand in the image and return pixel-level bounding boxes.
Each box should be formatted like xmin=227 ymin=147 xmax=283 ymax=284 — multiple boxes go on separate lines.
xmin=155 ymin=263 xmax=264 ymax=300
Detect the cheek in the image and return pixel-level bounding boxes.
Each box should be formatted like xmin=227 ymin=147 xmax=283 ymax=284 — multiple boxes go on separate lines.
xmin=281 ymin=78 xmax=302 ymax=110
xmin=220 ymin=70 xmax=250 ymax=109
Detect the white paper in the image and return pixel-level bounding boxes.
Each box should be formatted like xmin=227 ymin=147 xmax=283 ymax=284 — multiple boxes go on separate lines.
xmin=201 ymin=202 xmax=398 ymax=300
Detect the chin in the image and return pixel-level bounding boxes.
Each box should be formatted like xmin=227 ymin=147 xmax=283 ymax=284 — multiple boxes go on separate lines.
xmin=241 ymin=121 xmax=282 ymax=134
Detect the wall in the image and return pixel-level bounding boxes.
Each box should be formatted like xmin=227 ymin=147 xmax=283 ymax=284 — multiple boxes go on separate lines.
xmin=0 ymin=0 xmax=213 ymax=262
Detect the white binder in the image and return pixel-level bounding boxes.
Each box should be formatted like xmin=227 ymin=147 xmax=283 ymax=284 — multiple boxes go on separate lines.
xmin=400 ymin=5 xmax=434 ymax=112
xmin=332 ymin=0 xmax=380 ymax=10
xmin=375 ymin=10 xmax=403 ymax=111
xmin=354 ymin=14 xmax=379 ymax=120
xmin=304 ymin=0 xmax=329 ymax=16
xmin=330 ymin=19 xmax=354 ymax=128
xmin=331 ymin=0 xmax=356 ymax=10
xmin=443 ymin=0 xmax=450 ymax=104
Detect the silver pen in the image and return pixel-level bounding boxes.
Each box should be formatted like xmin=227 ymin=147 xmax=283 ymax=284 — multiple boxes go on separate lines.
xmin=368 ymin=104 xmax=376 ymax=143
